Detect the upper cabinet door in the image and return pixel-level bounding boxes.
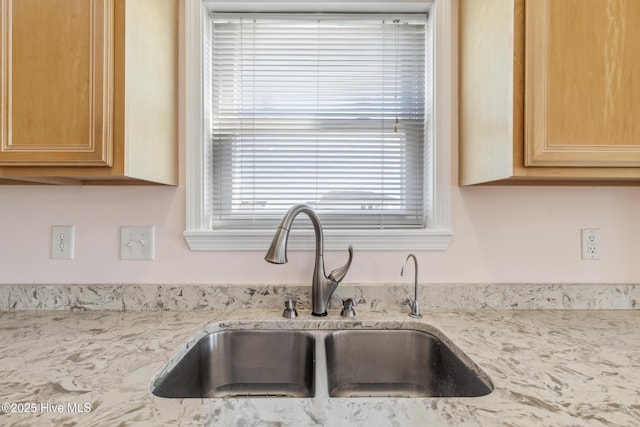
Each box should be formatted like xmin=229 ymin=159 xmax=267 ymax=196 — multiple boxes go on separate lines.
xmin=526 ymin=0 xmax=640 ymax=167
xmin=0 ymin=0 xmax=113 ymax=166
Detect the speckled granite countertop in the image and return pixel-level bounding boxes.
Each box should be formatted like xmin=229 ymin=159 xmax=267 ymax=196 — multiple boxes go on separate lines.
xmin=0 ymin=308 xmax=638 ymax=426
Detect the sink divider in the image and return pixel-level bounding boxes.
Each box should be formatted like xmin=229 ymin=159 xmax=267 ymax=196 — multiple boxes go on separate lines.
xmin=309 ymin=331 xmax=329 ymax=398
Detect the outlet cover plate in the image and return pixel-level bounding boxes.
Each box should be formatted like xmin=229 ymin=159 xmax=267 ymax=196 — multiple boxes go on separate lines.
xmin=120 ymin=226 xmax=155 ymax=260
xmin=581 ymin=228 xmax=601 ymax=260
xmin=51 ymin=225 xmax=75 ymax=260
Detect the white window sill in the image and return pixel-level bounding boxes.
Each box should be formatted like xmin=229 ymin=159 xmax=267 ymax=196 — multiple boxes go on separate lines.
xmin=184 ymin=228 xmax=452 ymax=251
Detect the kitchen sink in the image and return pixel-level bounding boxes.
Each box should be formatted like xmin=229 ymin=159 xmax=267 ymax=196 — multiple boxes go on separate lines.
xmin=152 ymin=330 xmax=315 ymax=398
xmin=325 ymin=330 xmax=492 ymax=398
xmin=152 ymin=324 xmax=492 ymax=399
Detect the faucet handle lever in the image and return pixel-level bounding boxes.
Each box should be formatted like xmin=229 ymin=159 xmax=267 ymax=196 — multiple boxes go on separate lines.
xmin=328 ymin=244 xmax=353 ymax=284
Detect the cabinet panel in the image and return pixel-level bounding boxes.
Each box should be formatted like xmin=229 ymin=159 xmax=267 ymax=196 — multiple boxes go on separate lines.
xmin=526 ymin=0 xmax=640 ymax=167
xmin=460 ymin=0 xmax=640 ymax=184
xmin=0 ymin=0 xmax=113 ymax=166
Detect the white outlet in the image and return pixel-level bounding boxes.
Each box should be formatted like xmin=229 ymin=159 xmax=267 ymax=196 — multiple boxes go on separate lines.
xmin=51 ymin=225 xmax=75 ymax=260
xmin=120 ymin=226 xmax=155 ymax=260
xmin=581 ymin=228 xmax=601 ymax=260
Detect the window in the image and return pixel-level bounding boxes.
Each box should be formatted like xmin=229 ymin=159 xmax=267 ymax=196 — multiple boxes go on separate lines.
xmin=185 ymin=1 xmax=452 ymax=251
xmin=211 ymin=14 xmax=427 ymax=229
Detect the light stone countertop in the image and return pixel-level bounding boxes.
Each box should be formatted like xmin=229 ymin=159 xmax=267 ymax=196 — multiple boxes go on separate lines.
xmin=0 ymin=308 xmax=638 ymax=426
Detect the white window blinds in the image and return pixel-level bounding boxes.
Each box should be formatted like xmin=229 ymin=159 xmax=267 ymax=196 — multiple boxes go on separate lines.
xmin=208 ymin=13 xmax=429 ymax=230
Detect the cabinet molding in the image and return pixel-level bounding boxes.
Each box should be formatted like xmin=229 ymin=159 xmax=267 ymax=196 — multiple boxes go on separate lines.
xmin=0 ymin=0 xmax=114 ymax=166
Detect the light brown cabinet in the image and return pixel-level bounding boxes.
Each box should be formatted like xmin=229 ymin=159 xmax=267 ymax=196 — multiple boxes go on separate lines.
xmin=460 ymin=0 xmax=640 ymax=185
xmin=0 ymin=0 xmax=177 ymax=185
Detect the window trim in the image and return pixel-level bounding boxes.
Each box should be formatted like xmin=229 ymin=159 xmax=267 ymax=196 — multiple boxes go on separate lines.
xmin=184 ymin=0 xmax=452 ymax=251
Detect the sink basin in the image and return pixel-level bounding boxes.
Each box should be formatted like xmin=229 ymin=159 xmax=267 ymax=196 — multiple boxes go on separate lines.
xmin=152 ymin=330 xmax=315 ymax=398
xmin=325 ymin=330 xmax=492 ymax=398
xmin=152 ymin=325 xmax=492 ymax=400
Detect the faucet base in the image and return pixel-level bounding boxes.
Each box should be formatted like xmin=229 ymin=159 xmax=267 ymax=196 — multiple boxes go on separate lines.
xmin=312 ymin=311 xmax=328 ymax=317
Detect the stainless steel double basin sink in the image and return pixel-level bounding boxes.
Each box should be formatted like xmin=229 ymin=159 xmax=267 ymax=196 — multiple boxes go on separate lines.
xmin=152 ymin=326 xmax=493 ymax=399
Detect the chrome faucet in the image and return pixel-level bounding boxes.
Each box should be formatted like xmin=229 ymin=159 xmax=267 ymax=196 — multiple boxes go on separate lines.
xmin=265 ymin=204 xmax=353 ymax=316
xmin=401 ymin=253 xmax=422 ymax=318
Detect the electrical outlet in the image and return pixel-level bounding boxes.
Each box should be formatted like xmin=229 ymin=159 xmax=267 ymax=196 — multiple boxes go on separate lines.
xmin=581 ymin=228 xmax=601 ymax=260
xmin=51 ymin=226 xmax=75 ymax=260
xmin=120 ymin=226 xmax=155 ymax=260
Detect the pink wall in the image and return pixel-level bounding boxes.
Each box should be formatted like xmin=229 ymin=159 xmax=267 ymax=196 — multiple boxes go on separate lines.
xmin=2 ymin=173 xmax=639 ymax=285
xmin=2 ymin=1 xmax=640 ymax=285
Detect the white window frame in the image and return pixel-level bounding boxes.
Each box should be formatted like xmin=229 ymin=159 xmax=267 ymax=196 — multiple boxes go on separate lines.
xmin=184 ymin=0 xmax=453 ymax=251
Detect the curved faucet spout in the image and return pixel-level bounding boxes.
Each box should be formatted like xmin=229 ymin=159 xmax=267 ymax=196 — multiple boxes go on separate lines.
xmin=265 ymin=204 xmax=323 ymax=264
xmin=264 ymin=204 xmax=353 ymax=316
